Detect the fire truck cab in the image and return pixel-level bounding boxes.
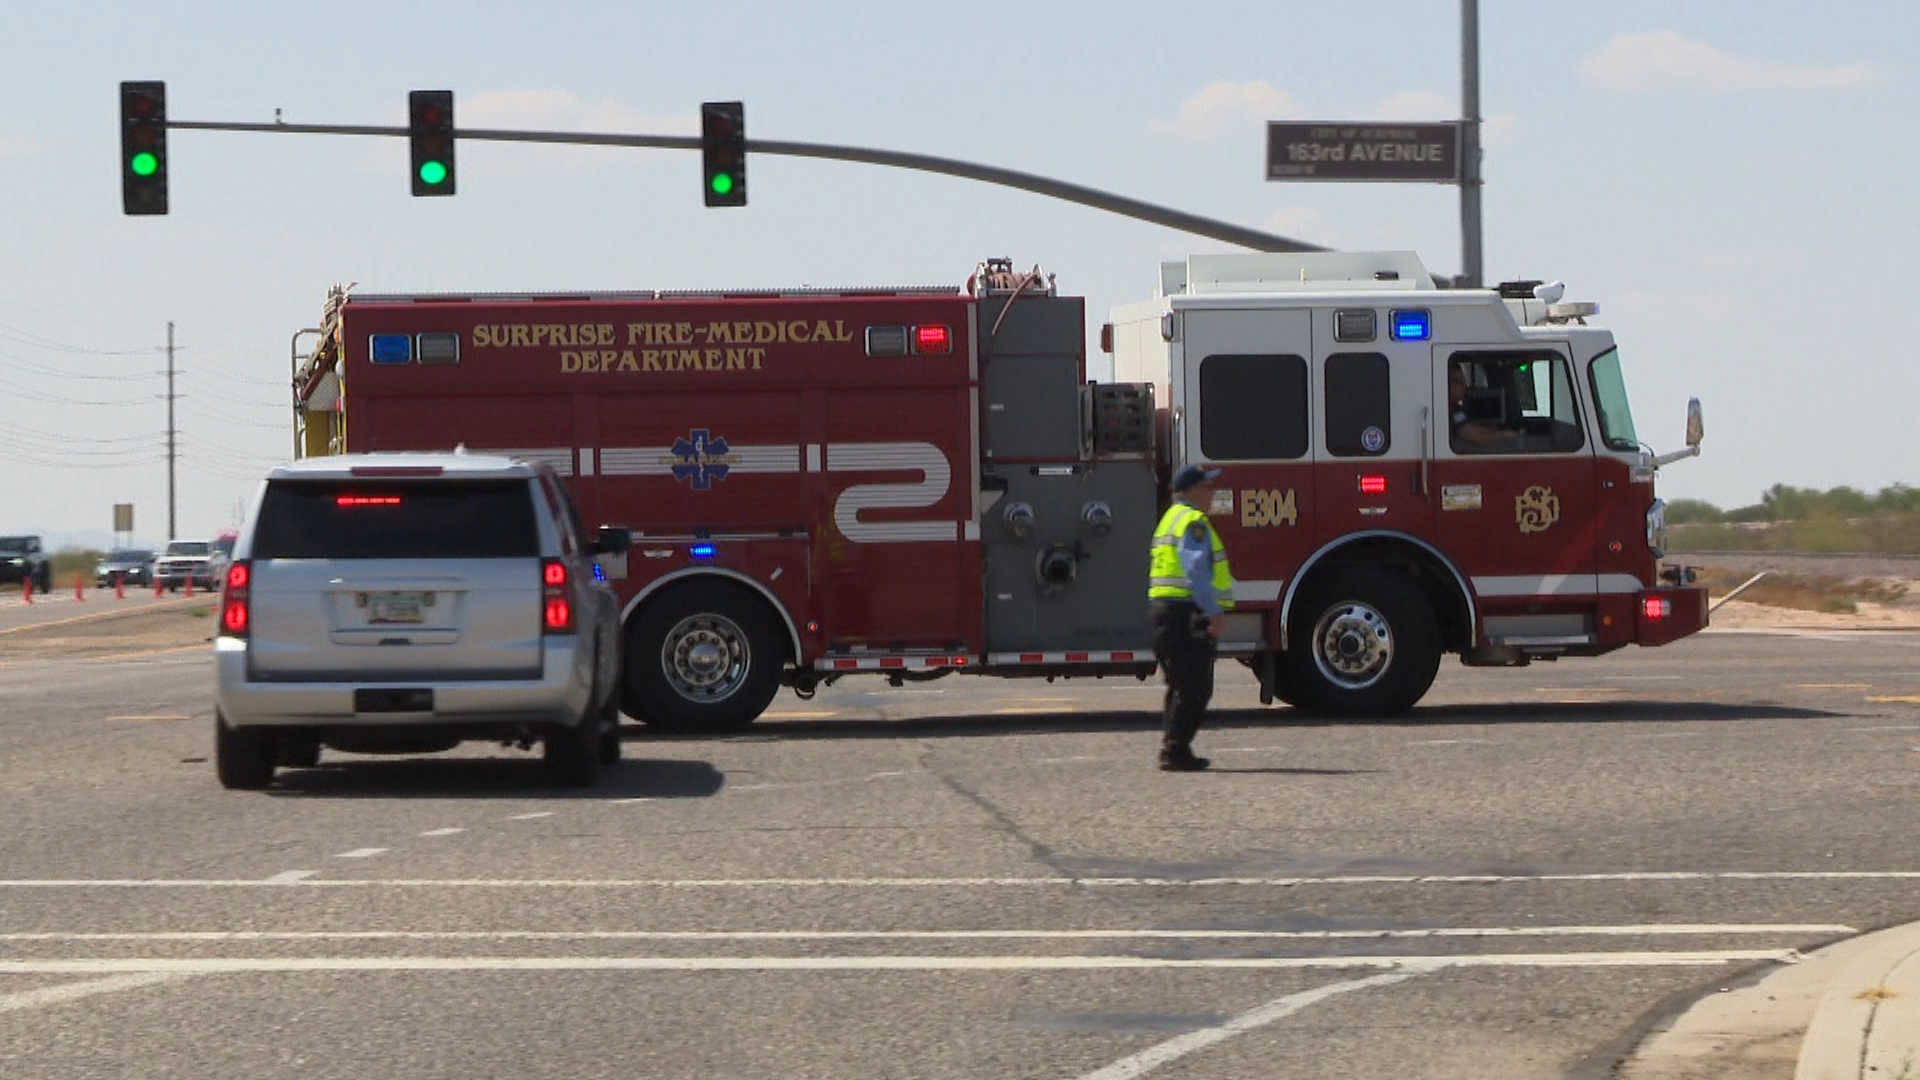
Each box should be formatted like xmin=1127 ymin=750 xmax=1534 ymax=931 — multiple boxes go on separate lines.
xmin=1108 ymin=250 xmax=1707 ymax=714
xmin=288 ymin=251 xmax=1706 ymax=732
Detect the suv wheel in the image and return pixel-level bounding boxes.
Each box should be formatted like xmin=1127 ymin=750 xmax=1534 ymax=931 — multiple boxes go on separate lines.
xmin=215 ymin=712 xmax=277 ymax=790
xmin=544 ymin=711 xmax=603 ymax=788
xmin=626 ymin=581 xmax=783 ymax=734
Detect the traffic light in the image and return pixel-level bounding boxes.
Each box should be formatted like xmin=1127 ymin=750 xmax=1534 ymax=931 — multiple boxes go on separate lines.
xmin=409 ymin=90 xmax=455 ymax=196
xmin=701 ymin=101 xmax=746 ymax=207
xmin=119 ymin=81 xmax=168 ymax=216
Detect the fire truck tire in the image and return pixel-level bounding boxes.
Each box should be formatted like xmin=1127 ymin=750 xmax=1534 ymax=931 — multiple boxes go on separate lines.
xmin=625 ymin=581 xmax=784 ymax=733
xmin=1284 ymin=567 xmax=1441 ymax=718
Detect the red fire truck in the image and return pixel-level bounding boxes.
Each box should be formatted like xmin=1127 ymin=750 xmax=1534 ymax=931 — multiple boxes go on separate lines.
xmin=290 ymin=251 xmax=1707 ymax=731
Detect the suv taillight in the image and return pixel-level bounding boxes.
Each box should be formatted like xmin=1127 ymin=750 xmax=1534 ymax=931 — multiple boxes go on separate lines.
xmin=219 ymin=560 xmax=251 ymax=639
xmin=541 ymin=558 xmax=572 ymax=634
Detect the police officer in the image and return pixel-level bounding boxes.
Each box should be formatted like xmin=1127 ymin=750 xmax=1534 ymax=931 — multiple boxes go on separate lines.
xmin=1147 ymin=464 xmax=1235 ymax=772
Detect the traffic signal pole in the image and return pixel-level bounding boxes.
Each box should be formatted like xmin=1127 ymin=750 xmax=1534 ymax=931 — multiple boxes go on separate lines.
xmin=163 ymin=118 xmax=1324 ymax=254
xmin=1459 ymin=0 xmax=1484 ymax=289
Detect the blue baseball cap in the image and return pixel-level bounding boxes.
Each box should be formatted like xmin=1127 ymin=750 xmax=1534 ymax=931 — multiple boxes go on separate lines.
xmin=1170 ymin=465 xmax=1223 ymax=493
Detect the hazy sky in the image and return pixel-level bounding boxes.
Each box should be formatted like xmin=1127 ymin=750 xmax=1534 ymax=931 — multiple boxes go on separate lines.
xmin=3 ymin=1 xmax=1912 ymax=546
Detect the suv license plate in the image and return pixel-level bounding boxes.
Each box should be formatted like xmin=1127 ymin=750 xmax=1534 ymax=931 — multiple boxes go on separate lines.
xmin=368 ymin=592 xmax=427 ymax=624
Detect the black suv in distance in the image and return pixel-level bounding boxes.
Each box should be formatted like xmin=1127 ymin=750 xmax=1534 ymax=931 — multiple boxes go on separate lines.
xmin=0 ymin=535 xmax=52 ymax=595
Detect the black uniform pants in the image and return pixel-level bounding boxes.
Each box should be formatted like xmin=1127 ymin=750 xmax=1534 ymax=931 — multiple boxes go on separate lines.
xmin=1151 ymin=600 xmax=1215 ymax=748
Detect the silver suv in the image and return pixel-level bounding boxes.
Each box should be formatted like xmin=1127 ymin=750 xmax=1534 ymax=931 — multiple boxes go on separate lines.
xmin=213 ymin=452 xmax=631 ymax=789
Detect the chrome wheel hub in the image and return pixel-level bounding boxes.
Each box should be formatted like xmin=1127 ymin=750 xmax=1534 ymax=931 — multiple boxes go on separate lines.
xmin=663 ymin=614 xmax=751 ymax=702
xmin=1312 ymin=601 xmax=1394 ymax=691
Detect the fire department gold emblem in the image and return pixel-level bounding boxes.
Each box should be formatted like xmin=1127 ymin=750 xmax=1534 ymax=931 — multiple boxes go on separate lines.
xmin=1515 ymin=485 xmax=1560 ymax=534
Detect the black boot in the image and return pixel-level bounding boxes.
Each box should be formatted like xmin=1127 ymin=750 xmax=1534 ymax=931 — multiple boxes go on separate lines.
xmin=1158 ymin=744 xmax=1210 ymax=772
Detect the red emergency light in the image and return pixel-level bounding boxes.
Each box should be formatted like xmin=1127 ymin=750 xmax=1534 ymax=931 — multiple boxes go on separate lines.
xmin=336 ymin=495 xmax=403 ymax=508
xmin=912 ymin=325 xmax=952 ymax=355
xmin=1358 ymin=475 xmax=1388 ymax=495
xmin=1643 ymin=596 xmax=1671 ymax=620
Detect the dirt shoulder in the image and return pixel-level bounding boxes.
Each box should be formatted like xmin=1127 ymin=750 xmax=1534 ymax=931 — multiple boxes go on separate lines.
xmin=0 ymin=603 xmax=215 ymax=661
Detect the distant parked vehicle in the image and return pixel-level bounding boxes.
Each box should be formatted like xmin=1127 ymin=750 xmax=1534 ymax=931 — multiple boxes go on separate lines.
xmin=0 ymin=535 xmax=53 ymax=594
xmin=95 ymin=548 xmax=157 ymax=588
xmin=154 ymin=540 xmax=218 ymax=592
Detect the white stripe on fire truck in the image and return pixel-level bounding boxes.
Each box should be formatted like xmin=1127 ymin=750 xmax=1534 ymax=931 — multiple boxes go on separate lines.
xmin=597 ymin=445 xmax=802 ymax=477
xmin=815 ymin=655 xmax=975 ymax=671
xmin=985 ymin=651 xmax=1153 ymax=665
xmin=1471 ymin=573 xmax=1643 ymax=598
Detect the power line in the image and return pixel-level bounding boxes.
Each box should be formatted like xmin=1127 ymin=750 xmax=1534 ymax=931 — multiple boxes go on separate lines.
xmin=0 ymin=324 xmax=153 ymax=357
xmin=0 ymin=374 xmax=157 ymax=407
xmin=0 ymin=349 xmax=161 ymax=381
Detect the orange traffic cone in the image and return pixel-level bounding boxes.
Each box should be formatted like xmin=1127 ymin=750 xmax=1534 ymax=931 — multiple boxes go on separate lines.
xmin=183 ymin=575 xmax=193 ymax=599
xmin=19 ymin=578 xmax=29 ymax=605
xmin=73 ymin=574 xmax=84 ymax=601
xmin=153 ymin=576 xmax=163 ymax=598
xmin=114 ymin=573 xmax=125 ymax=600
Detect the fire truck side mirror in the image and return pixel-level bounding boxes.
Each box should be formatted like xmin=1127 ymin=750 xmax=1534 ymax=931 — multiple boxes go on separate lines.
xmin=1684 ymin=398 xmax=1704 ymax=449
xmin=593 ymin=526 xmax=633 ymax=556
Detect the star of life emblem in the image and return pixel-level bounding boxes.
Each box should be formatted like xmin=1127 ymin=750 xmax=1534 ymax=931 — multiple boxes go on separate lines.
xmin=669 ymin=429 xmax=736 ymax=490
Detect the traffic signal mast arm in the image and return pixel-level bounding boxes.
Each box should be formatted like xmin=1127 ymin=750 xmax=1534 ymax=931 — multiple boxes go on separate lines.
xmin=161 ymin=118 xmax=1323 ymax=253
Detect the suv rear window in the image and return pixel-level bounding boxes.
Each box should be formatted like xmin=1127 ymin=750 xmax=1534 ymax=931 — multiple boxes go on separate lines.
xmin=250 ymin=479 xmax=539 ymax=559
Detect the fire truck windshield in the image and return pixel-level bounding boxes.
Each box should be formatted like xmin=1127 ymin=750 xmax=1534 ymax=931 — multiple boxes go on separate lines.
xmin=1588 ymin=348 xmax=1640 ymax=452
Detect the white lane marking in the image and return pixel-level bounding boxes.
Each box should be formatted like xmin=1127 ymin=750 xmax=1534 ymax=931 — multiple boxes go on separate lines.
xmin=0 ymin=972 xmax=186 ymax=1014
xmin=1651 ymin=732 xmax=1707 ymax=738
xmin=1075 ymin=970 xmax=1428 ymax=1080
xmin=507 ymin=812 xmax=554 ymax=820
xmin=0 ymin=924 xmax=1851 ymax=943
xmin=1847 ymin=725 xmax=1920 ymax=732
xmin=334 ymin=849 xmax=387 ymax=859
xmin=0 ymin=950 xmax=1799 ymax=976
xmin=262 ymin=870 xmax=316 ymax=885
xmin=609 ymin=797 xmax=656 ymax=804
xmin=419 ymin=828 xmax=465 ymax=837
xmin=1409 ymin=739 xmax=1490 ymax=746
xmin=0 ymin=872 xmax=1914 ymax=888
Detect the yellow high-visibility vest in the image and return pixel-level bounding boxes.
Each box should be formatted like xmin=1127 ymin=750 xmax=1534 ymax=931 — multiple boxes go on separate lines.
xmin=1147 ymin=503 xmax=1234 ymax=608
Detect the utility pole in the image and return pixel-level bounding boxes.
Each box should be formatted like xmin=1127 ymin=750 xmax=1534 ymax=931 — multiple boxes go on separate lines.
xmin=166 ymin=321 xmax=176 ymax=541
xmin=1459 ymin=0 xmax=1484 ymax=288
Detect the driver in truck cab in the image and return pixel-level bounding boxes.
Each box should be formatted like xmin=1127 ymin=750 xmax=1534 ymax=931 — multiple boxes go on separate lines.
xmin=1448 ymin=360 xmax=1518 ymax=451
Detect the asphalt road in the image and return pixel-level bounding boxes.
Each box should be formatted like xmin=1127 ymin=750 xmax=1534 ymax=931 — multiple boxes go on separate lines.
xmin=1 ymin=626 xmax=1917 ymax=1079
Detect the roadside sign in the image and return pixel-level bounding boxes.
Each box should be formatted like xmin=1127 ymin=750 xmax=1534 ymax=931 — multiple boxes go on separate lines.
xmin=1267 ymin=122 xmax=1461 ymax=184
xmin=113 ymin=503 xmax=134 ymax=533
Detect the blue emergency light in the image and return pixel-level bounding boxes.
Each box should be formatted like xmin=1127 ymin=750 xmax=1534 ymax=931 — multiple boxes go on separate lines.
xmin=689 ymin=543 xmax=716 ymax=559
xmin=369 ymin=334 xmax=413 ymax=364
xmin=1389 ymin=309 xmax=1431 ymax=342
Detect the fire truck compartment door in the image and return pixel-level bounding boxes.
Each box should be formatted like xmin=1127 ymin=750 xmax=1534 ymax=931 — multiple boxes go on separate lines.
xmin=1177 ymin=307 xmax=1319 ymax=606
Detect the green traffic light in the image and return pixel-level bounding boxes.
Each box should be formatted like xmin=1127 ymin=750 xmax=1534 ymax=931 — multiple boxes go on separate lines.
xmin=130 ymin=152 xmax=158 ymax=177
xmin=418 ymin=160 xmax=449 ymax=186
xmin=710 ymin=173 xmax=734 ymax=195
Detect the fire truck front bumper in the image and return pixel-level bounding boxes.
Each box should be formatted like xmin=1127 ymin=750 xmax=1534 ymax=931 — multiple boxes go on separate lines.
xmin=1635 ymin=585 xmax=1709 ymax=646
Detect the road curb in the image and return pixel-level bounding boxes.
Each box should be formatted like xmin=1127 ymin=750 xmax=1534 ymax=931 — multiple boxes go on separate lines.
xmin=1795 ymin=923 xmax=1920 ymax=1080
xmin=1618 ymin=922 xmax=1920 ymax=1080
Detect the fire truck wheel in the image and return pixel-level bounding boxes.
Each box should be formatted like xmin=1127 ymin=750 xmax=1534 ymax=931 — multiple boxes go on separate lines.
xmin=626 ymin=581 xmax=784 ymax=733
xmin=1285 ymin=567 xmax=1441 ymax=718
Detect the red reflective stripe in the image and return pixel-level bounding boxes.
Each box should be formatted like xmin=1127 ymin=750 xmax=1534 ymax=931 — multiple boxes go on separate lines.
xmin=1019 ymin=653 xmax=1044 ymax=663
xmin=833 ymin=659 xmax=860 ymax=670
xmin=879 ymin=657 xmax=905 ymax=669
xmin=1065 ymin=652 xmax=1089 ymax=662
xmin=1111 ymin=651 xmax=1134 ymax=662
